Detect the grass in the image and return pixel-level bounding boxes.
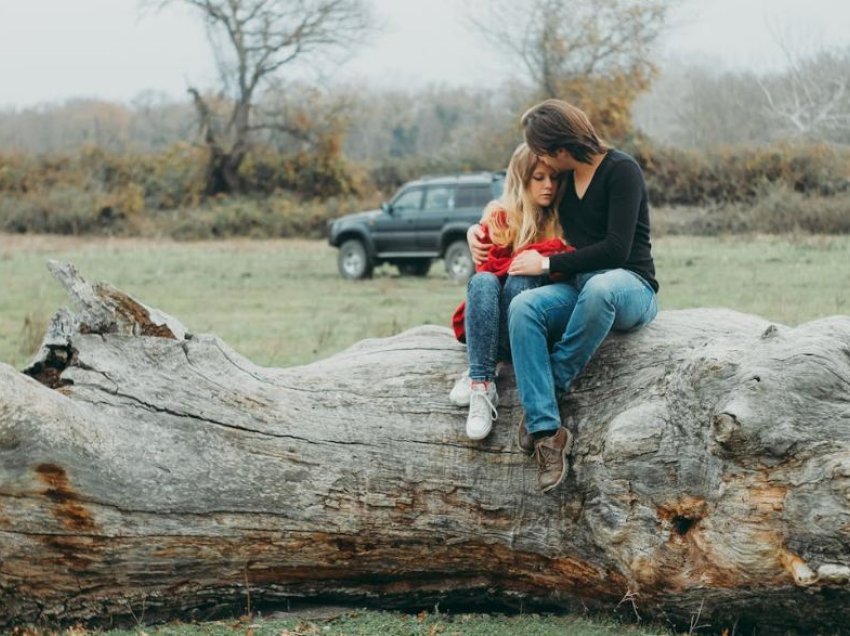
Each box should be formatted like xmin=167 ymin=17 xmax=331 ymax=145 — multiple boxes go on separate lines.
xmin=654 ymin=233 xmax=850 ymax=320
xmin=94 ymin=609 xmax=677 ymax=636
xmin=1 ymin=233 xmax=849 ymax=371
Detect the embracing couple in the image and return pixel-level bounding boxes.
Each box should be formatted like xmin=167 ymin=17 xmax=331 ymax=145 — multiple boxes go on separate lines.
xmin=451 ymin=99 xmax=659 ymax=493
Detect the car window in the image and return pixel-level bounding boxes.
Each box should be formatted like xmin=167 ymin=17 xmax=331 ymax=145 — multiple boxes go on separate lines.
xmin=424 ymin=185 xmax=454 ymax=210
xmin=392 ymin=187 xmax=424 ymax=214
xmin=455 ymin=184 xmax=493 ymax=209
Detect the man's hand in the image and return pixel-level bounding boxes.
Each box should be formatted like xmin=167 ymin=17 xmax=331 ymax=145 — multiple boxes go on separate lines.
xmin=467 ymin=224 xmax=489 ymax=266
xmin=508 ymin=249 xmax=545 ymax=276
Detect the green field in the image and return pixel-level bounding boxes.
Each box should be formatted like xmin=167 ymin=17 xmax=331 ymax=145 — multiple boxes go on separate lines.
xmin=97 ymin=610 xmax=676 ymax=636
xmin=2 ymin=233 xmax=849 ymax=370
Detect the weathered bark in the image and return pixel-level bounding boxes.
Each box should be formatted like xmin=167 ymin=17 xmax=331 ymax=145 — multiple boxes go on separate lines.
xmin=2 ymin=262 xmax=850 ymax=633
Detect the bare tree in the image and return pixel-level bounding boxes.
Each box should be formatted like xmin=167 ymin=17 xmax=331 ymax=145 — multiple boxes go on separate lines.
xmin=467 ymin=0 xmax=670 ymax=138
xmin=149 ymin=0 xmax=375 ymax=195
xmin=640 ymin=64 xmax=773 ymax=149
xmin=758 ymin=46 xmax=850 ymax=144
xmin=639 ymin=45 xmax=850 ymax=150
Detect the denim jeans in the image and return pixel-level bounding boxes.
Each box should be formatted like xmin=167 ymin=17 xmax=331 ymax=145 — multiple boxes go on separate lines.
xmin=465 ymin=272 xmax=550 ymax=382
xmin=508 ymin=269 xmax=658 ymax=434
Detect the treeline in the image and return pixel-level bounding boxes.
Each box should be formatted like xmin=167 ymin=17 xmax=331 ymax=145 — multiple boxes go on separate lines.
xmin=4 ymin=48 xmax=850 ymax=156
xmin=2 ymin=136 xmax=848 ymax=239
xmin=1 ymin=50 xmax=849 ymax=239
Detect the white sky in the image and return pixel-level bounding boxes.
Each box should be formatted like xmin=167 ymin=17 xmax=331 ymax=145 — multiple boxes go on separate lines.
xmin=1 ymin=0 xmax=849 ymax=109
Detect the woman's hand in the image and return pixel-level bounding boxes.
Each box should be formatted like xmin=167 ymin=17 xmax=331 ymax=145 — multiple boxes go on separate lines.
xmin=508 ymin=249 xmax=545 ymax=276
xmin=467 ymin=224 xmax=489 ymax=266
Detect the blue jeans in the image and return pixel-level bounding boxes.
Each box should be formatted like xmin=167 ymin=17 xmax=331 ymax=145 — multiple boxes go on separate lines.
xmin=465 ymin=272 xmax=550 ymax=382
xmin=508 ymin=269 xmax=658 ymax=434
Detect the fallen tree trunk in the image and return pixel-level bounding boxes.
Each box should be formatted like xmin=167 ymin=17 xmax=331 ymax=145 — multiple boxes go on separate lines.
xmin=2 ymin=262 xmax=850 ymax=633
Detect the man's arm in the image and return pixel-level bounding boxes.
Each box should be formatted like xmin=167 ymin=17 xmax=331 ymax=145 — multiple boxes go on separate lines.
xmin=467 ymin=223 xmax=489 ymax=266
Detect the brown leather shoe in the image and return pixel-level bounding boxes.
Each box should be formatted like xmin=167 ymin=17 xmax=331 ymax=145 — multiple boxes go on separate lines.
xmin=517 ymin=413 xmax=534 ymax=456
xmin=534 ymin=427 xmax=572 ymax=492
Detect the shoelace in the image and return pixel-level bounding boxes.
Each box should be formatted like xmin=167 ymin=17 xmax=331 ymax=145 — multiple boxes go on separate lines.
xmin=534 ymin=436 xmax=560 ymax=469
xmin=470 ymin=385 xmax=498 ymax=421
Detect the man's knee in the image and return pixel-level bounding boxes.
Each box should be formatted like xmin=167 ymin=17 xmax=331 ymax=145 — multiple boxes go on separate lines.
xmin=508 ymin=290 xmax=541 ymax=332
xmin=580 ymin=273 xmax=619 ymax=310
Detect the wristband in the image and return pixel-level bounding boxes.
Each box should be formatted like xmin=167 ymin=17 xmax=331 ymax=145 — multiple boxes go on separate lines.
xmin=541 ymin=257 xmax=550 ymax=274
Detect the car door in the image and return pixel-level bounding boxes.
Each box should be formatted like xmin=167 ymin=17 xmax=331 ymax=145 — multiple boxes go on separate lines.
xmin=372 ymin=186 xmax=424 ymax=254
xmin=416 ymin=183 xmax=455 ymax=254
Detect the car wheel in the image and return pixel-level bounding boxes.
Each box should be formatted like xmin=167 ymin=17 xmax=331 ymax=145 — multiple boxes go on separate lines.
xmin=337 ymin=239 xmax=373 ymax=280
xmin=397 ymin=259 xmax=432 ymax=277
xmin=444 ymin=240 xmax=474 ymax=283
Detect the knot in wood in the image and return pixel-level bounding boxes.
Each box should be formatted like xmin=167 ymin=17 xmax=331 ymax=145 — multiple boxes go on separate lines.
xmin=713 ymin=412 xmax=739 ymax=445
xmin=761 ymin=324 xmax=780 ymax=339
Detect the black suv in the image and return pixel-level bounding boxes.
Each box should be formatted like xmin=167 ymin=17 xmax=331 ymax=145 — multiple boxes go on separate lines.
xmin=328 ymin=172 xmax=505 ymax=282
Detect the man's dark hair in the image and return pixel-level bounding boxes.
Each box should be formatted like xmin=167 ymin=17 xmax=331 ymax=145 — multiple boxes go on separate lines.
xmin=521 ymin=99 xmax=604 ymax=164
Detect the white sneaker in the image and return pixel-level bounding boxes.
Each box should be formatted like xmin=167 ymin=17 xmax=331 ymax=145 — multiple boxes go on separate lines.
xmin=466 ymin=382 xmax=499 ymax=440
xmin=450 ymin=369 xmax=472 ymax=406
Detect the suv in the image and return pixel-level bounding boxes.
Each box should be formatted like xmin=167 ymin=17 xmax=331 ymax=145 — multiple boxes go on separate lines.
xmin=328 ymin=172 xmax=505 ymax=282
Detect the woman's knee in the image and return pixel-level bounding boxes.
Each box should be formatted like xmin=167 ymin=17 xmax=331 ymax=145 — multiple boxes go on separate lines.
xmin=503 ymin=274 xmax=544 ymax=297
xmin=467 ymin=272 xmax=500 ymax=302
xmin=468 ymin=271 xmax=500 ymax=293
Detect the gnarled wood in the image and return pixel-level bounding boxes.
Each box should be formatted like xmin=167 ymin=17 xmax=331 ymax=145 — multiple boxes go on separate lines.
xmin=1 ymin=262 xmax=850 ymax=633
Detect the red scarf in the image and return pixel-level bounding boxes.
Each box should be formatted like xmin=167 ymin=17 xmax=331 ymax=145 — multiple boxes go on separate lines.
xmin=451 ymin=221 xmax=573 ymax=342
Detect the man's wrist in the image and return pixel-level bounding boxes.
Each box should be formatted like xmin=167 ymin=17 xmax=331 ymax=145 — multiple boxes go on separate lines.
xmin=541 ymin=257 xmax=550 ymax=274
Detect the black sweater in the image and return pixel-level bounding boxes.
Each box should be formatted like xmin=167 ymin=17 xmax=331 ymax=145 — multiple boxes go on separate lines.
xmin=549 ymin=149 xmax=658 ymax=292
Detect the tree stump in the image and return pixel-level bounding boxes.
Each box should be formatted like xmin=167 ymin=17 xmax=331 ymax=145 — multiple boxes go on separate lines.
xmin=1 ymin=262 xmax=849 ymax=633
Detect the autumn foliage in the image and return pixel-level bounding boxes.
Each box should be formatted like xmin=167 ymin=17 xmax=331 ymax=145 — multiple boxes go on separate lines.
xmin=0 ymin=140 xmax=366 ymax=238
xmin=1 ymin=137 xmax=848 ymax=239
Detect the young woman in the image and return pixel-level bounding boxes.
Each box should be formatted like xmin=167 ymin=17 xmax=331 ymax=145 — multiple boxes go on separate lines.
xmin=450 ymin=142 xmax=572 ymax=440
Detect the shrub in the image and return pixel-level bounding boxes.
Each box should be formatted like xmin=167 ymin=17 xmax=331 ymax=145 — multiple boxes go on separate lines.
xmin=0 ymin=186 xmax=127 ymax=235
xmin=629 ymin=142 xmax=850 ymax=206
xmin=160 ymin=192 xmax=382 ymax=241
xmin=748 ymin=185 xmax=850 ymax=234
xmin=238 ymin=140 xmax=361 ymax=198
xmin=132 ymin=144 xmax=206 ymax=210
xmin=0 ymin=153 xmax=38 ymax=193
xmin=1 ymin=141 xmax=848 ymax=239
xmin=652 ymin=186 xmax=850 ymax=236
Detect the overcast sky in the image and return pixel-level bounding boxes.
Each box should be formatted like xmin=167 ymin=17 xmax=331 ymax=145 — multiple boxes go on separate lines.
xmin=1 ymin=0 xmax=849 ymax=109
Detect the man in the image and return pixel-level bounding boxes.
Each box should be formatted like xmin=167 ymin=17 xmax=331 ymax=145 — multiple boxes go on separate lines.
xmin=468 ymin=100 xmax=659 ymax=492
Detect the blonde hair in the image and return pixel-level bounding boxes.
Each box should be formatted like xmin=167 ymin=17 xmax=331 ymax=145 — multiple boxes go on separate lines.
xmin=484 ymin=143 xmax=563 ymax=251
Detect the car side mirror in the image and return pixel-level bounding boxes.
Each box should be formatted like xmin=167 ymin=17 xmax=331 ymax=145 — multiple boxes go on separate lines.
xmin=381 ymin=202 xmax=393 ymax=215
